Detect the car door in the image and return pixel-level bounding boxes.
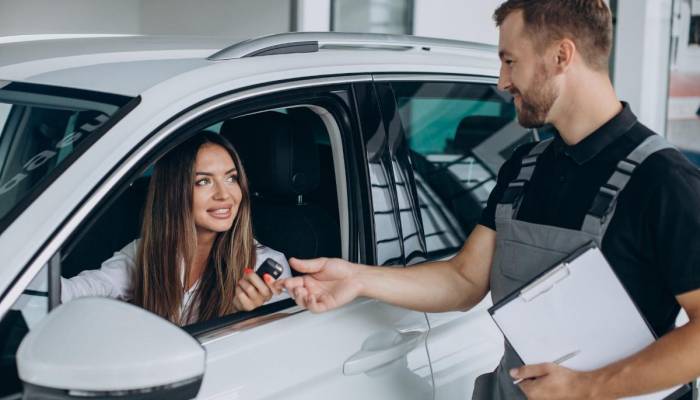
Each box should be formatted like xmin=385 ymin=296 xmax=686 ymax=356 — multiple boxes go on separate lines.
xmin=374 ymin=75 xmax=537 ymax=399
xmin=0 ymin=77 xmax=431 ymax=400
xmin=185 ymin=79 xmax=432 ymax=400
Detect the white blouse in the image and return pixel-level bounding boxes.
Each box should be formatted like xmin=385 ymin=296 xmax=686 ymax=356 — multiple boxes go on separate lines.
xmin=61 ymin=239 xmax=292 ymax=322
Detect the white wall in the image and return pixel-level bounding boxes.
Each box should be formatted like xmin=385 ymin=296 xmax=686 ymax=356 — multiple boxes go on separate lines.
xmin=296 ymin=0 xmax=331 ymax=31
xmin=141 ymin=0 xmax=290 ymax=39
xmin=0 ymin=0 xmax=291 ymax=39
xmin=413 ymin=0 xmax=501 ymax=44
xmin=613 ymin=0 xmax=673 ymax=136
xmin=0 ymin=0 xmax=141 ymax=35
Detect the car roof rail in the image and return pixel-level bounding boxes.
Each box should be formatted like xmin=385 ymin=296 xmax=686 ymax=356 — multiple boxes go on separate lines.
xmin=207 ymin=32 xmax=497 ymax=60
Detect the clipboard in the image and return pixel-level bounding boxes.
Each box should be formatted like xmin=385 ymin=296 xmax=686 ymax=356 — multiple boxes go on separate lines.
xmin=488 ymin=242 xmax=690 ymax=400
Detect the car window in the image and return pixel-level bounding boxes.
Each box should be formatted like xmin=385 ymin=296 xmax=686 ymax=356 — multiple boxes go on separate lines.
xmin=60 ymin=104 xmax=342 ymax=329
xmin=390 ymin=81 xmax=532 ymax=259
xmin=0 ymin=264 xmax=50 ymax=398
xmin=0 ymin=82 xmax=133 ymax=232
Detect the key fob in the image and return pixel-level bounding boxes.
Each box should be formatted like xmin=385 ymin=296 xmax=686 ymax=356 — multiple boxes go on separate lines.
xmin=255 ymin=258 xmax=284 ymax=280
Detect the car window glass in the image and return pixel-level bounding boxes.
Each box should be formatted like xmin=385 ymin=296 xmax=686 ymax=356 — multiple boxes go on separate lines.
xmin=60 ymin=105 xmax=341 ymax=329
xmin=0 ymin=83 xmax=133 ymax=230
xmin=369 ymin=157 xmax=404 ymax=266
xmin=0 ymin=103 xmax=11 ymax=140
xmin=391 ymin=81 xmax=532 ymax=259
xmin=0 ymin=265 xmax=50 ymax=397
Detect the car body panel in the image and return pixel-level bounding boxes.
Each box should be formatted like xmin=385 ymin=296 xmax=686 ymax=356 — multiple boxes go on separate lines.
xmin=195 ymin=300 xmax=432 ymax=400
xmin=0 ymin=36 xmax=498 ymax=96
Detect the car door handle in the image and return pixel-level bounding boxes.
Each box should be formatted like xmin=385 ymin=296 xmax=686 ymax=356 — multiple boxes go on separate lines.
xmin=342 ymin=330 xmax=427 ymax=375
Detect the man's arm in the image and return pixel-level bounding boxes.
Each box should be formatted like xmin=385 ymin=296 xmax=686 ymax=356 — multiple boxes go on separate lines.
xmin=586 ymin=288 xmax=700 ymax=398
xmin=276 ymin=224 xmax=496 ymax=313
xmin=513 ymin=288 xmax=700 ymax=399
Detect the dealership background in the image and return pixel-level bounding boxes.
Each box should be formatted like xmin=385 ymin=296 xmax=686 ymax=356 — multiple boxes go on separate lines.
xmin=0 ymin=0 xmax=698 ymax=160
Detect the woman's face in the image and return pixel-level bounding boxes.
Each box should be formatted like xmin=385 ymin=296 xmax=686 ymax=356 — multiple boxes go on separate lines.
xmin=192 ymin=143 xmax=242 ymax=238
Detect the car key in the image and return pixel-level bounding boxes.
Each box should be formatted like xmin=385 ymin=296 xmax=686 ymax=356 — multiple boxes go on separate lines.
xmin=256 ymin=258 xmax=284 ymax=280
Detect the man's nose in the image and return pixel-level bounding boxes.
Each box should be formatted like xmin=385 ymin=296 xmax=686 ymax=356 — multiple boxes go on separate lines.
xmin=497 ymin=64 xmax=511 ymax=91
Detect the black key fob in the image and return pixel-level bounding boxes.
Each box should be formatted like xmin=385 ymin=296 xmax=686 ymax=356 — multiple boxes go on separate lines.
xmin=255 ymin=258 xmax=284 ymax=280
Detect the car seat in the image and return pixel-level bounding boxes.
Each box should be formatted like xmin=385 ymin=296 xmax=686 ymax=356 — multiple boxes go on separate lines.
xmin=221 ymin=110 xmax=341 ymax=271
xmin=61 ymin=176 xmax=149 ymax=278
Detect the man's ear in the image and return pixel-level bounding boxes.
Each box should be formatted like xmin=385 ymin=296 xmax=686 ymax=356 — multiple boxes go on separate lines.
xmin=555 ymin=38 xmax=576 ymax=71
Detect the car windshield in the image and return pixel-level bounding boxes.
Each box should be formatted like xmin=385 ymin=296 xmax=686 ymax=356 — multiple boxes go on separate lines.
xmin=0 ymin=81 xmax=134 ymax=230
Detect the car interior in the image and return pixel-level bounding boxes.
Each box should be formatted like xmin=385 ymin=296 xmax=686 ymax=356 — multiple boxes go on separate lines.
xmin=61 ymin=105 xmax=342 ymax=297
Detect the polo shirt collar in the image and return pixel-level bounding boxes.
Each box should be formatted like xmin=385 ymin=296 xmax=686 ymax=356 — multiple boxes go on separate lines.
xmin=551 ymin=102 xmax=637 ymax=165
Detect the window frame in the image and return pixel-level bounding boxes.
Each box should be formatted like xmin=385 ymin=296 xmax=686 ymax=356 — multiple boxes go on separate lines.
xmin=0 ymin=82 xmax=138 ymax=235
xmin=372 ymin=74 xmax=524 ymax=262
xmin=0 ymin=75 xmax=374 ymax=345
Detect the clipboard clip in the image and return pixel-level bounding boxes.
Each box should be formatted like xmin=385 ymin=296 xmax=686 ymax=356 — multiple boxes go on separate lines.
xmin=519 ymin=263 xmax=570 ymax=302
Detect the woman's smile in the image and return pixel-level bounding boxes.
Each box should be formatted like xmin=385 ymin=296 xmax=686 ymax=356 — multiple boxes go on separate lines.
xmin=207 ymin=206 xmax=233 ymax=219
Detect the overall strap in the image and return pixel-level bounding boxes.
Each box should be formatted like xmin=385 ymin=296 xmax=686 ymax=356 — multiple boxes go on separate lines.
xmin=581 ymin=134 xmax=675 ymax=237
xmin=496 ymin=138 xmax=554 ymax=222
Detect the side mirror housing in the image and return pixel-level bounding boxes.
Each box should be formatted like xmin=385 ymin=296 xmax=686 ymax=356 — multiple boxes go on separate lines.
xmin=17 ymin=297 xmax=205 ymax=400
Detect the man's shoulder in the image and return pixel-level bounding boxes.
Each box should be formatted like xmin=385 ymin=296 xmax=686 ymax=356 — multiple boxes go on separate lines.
xmin=511 ymin=140 xmax=540 ymax=160
xmin=632 ymin=131 xmax=699 ymax=184
xmin=501 ymin=140 xmax=540 ymax=171
xmin=624 ymin=135 xmax=700 ymax=205
xmin=489 ymin=140 xmax=543 ymax=187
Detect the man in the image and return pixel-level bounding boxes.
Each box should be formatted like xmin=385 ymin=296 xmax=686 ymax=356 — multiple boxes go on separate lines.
xmin=274 ymin=1 xmax=700 ymax=398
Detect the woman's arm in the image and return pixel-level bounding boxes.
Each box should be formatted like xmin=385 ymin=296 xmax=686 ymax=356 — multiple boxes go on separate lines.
xmin=60 ymin=240 xmax=139 ymax=303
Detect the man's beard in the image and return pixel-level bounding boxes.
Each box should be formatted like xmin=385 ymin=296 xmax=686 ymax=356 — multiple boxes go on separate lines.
xmin=512 ymin=66 xmax=558 ymax=128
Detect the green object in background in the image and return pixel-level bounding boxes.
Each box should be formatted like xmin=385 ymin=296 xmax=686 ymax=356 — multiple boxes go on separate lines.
xmin=399 ymin=98 xmax=504 ymax=154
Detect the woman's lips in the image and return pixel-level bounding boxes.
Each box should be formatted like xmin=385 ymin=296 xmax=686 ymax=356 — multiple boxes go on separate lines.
xmin=207 ymin=207 xmax=232 ymax=219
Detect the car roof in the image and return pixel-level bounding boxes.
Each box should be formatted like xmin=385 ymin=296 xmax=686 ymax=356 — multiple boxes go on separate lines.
xmin=0 ymin=33 xmax=501 ymax=96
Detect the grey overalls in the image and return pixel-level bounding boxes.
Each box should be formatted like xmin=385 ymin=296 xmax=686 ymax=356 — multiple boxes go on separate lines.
xmin=472 ymin=134 xmax=674 ymax=399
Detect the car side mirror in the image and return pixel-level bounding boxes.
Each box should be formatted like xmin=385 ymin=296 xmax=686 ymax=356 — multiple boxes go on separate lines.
xmin=16 ymin=297 xmax=205 ymax=400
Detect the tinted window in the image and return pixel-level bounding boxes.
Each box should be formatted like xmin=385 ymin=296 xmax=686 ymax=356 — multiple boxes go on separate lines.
xmin=391 ymin=81 xmax=532 ymax=258
xmin=0 ymin=82 xmax=133 ymax=230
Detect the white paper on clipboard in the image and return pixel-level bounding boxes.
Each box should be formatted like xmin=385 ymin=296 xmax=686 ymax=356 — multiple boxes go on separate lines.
xmin=489 ymin=246 xmax=686 ymax=400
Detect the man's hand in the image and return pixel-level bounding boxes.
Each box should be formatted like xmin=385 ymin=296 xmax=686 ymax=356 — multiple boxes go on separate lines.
xmin=273 ymin=257 xmax=364 ymax=313
xmin=233 ymin=268 xmax=274 ymax=312
xmin=512 ymin=363 xmax=601 ymax=400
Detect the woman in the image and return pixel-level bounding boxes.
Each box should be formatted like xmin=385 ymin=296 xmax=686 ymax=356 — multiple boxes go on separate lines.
xmin=61 ymin=131 xmax=291 ymax=325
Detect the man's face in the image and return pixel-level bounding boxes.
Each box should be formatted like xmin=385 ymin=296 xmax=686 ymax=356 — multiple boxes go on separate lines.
xmin=498 ymin=11 xmax=559 ymax=128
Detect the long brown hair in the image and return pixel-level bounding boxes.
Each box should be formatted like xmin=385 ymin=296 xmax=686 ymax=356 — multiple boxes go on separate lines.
xmin=132 ymin=132 xmax=256 ymax=325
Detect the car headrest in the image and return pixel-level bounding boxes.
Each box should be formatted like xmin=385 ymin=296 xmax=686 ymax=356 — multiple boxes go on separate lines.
xmin=453 ymin=115 xmax=512 ymax=151
xmin=221 ymin=111 xmax=319 ymax=197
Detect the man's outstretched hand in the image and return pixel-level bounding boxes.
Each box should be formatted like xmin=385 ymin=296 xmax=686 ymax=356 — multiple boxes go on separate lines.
xmin=273 ymin=257 xmax=364 ymax=313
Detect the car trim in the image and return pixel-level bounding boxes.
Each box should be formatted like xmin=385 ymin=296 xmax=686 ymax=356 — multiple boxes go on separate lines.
xmin=209 ymin=32 xmax=497 ymax=60
xmin=372 ymin=73 xmax=498 ymax=84
xmin=0 ymin=74 xmax=371 ymax=322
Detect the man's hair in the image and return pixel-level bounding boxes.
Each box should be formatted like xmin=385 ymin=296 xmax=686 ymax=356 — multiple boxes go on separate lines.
xmin=494 ymin=0 xmax=613 ymax=71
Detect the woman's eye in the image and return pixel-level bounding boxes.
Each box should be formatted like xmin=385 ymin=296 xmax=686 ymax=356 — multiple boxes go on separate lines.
xmin=226 ymin=175 xmax=239 ymax=183
xmin=195 ymin=178 xmax=210 ymax=186
xmin=505 ymin=59 xmax=514 ymax=66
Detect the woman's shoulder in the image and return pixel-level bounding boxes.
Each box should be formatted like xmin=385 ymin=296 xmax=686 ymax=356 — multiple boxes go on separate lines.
xmin=120 ymin=238 xmax=140 ymax=258
xmin=254 ymin=241 xmax=287 ymax=261
xmin=254 ymin=242 xmax=292 ymax=279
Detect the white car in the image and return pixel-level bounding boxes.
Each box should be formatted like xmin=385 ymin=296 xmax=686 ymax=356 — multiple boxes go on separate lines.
xmin=0 ymin=33 xmax=535 ymax=400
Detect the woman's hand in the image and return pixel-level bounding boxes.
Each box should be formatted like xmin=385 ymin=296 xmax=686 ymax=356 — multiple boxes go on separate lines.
xmin=233 ymin=268 xmax=275 ymax=312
